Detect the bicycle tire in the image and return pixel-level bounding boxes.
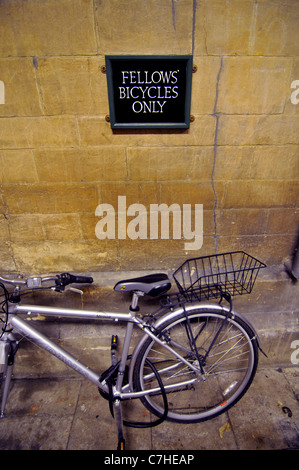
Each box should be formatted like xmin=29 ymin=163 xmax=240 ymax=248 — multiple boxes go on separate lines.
xmin=133 ymin=306 xmax=258 ymax=423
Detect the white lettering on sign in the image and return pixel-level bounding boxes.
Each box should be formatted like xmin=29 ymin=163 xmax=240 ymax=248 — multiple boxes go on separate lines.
xmin=132 ymin=100 xmax=167 ymax=113
xmin=121 ymin=70 xmax=178 ymax=85
xmin=119 ymin=70 xmax=180 ymax=114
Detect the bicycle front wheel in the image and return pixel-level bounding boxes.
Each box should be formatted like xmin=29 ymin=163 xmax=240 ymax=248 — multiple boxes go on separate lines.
xmin=133 ymin=306 xmax=258 ymax=423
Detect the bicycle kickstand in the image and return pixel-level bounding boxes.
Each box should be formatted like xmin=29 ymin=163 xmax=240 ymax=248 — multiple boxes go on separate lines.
xmin=114 ymin=399 xmax=126 ymax=450
xmin=110 ymin=335 xmax=126 ymax=450
xmin=0 ymin=335 xmax=19 ymax=418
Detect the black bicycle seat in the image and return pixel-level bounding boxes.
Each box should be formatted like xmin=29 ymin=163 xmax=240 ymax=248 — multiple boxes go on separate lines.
xmin=114 ymin=273 xmax=171 ymax=297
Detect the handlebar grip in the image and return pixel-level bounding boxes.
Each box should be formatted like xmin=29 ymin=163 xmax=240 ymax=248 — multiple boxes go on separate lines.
xmin=56 ymin=273 xmax=93 ymax=287
xmin=68 ymin=274 xmax=94 ymax=284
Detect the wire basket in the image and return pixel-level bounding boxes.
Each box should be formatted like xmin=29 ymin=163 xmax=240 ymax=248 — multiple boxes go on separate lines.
xmin=173 ymin=251 xmax=266 ymax=302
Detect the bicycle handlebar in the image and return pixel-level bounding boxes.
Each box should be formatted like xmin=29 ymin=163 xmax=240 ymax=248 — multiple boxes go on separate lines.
xmin=0 ymin=276 xmax=27 ymax=286
xmin=0 ymin=272 xmax=94 ymax=290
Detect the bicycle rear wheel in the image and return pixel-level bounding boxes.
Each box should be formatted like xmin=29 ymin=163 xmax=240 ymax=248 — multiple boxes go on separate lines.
xmin=133 ymin=306 xmax=258 ymax=423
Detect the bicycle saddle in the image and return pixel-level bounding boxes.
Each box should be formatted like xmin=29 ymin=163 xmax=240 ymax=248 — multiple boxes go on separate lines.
xmin=114 ymin=273 xmax=171 ymax=297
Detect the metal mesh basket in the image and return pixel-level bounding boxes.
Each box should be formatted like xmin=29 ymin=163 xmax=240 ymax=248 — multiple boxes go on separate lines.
xmin=173 ymin=251 xmax=266 ymax=301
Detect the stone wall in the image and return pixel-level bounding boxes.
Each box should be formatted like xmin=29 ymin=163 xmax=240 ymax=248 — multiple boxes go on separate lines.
xmin=0 ymin=0 xmax=298 ymax=275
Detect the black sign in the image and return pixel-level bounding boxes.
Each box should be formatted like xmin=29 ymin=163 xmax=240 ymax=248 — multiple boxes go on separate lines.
xmin=105 ymin=55 xmax=193 ymax=129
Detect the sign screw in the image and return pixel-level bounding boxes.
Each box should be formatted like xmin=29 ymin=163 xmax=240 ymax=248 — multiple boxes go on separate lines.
xmin=192 ymin=66 xmax=197 ymax=73
xmin=100 ymin=65 xmax=106 ymax=73
xmin=105 ymin=115 xmax=110 ymax=122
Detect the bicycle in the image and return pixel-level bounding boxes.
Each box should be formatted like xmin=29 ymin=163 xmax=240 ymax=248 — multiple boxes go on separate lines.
xmin=0 ymin=251 xmax=266 ymax=450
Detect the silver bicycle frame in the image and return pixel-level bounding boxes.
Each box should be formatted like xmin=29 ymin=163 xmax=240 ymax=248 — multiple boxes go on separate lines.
xmin=6 ymin=299 xmax=203 ymax=400
xmin=1 ymin=297 xmax=261 ymax=448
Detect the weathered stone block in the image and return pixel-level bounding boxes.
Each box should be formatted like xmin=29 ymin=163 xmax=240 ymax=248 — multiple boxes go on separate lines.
xmin=0 ymin=215 xmax=10 ymax=241
xmin=116 ymin=237 xmax=212 ymax=271
xmin=218 ymin=115 xmax=299 ymax=146
xmin=0 ymin=0 xmax=97 ymax=57
xmin=0 ymin=117 xmax=79 ymax=149
xmin=0 ymin=150 xmax=39 ymax=184
xmin=214 ymin=145 xmax=299 ymax=181
xmin=0 ymin=58 xmax=42 ymax=116
xmin=258 ymin=235 xmax=295 ymax=265
xmin=36 ymin=57 xmax=108 ymax=115
xmin=8 ymin=215 xmax=45 ymax=242
xmin=267 ymin=208 xmax=299 ymax=235
xmin=95 ymin=0 xmax=193 ymax=55
xmin=223 ymin=180 xmax=298 ymax=209
xmin=252 ymin=0 xmax=299 ymax=56
xmin=191 ymin=57 xmax=221 ymax=114
xmin=34 ymin=148 xmax=127 ymax=183
xmin=249 ymin=145 xmax=299 ymax=180
xmin=3 ymin=184 xmax=99 ymax=214
xmin=80 ymin=213 xmax=100 ymax=240
xmin=127 ymin=147 xmax=214 ymax=181
xmin=0 ymin=243 xmax=16 ymax=272
xmin=42 ymin=214 xmax=83 ymax=241
xmin=217 ymin=209 xmax=268 ymax=237
xmin=11 ymin=240 xmax=118 ymax=273
xmin=78 ymin=115 xmax=216 ymax=147
xmin=98 ymin=182 xmax=159 ymax=208
xmin=217 ymin=57 xmax=292 ymax=114
xmin=213 ymin=146 xmax=254 ymax=181
xmin=195 ymin=0 xmax=254 ymax=55
xmin=160 ymin=181 xmax=222 ymax=209
xmin=217 ymin=234 xmax=292 ymax=266
xmin=202 ymin=210 xmax=216 ymax=236
xmin=0 ymin=192 xmax=6 ymax=215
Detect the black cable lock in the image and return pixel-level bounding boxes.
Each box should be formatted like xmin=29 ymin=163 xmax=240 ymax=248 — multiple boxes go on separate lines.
xmin=99 ymin=357 xmax=169 ymax=428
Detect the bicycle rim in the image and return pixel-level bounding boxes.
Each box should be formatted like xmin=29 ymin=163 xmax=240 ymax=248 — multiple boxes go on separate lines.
xmin=133 ymin=308 xmax=258 ymax=423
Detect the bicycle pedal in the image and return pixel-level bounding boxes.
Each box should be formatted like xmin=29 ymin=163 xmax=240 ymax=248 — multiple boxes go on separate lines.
xmin=111 ymin=335 xmax=118 ymax=350
xmin=111 ymin=335 xmax=118 ymax=366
